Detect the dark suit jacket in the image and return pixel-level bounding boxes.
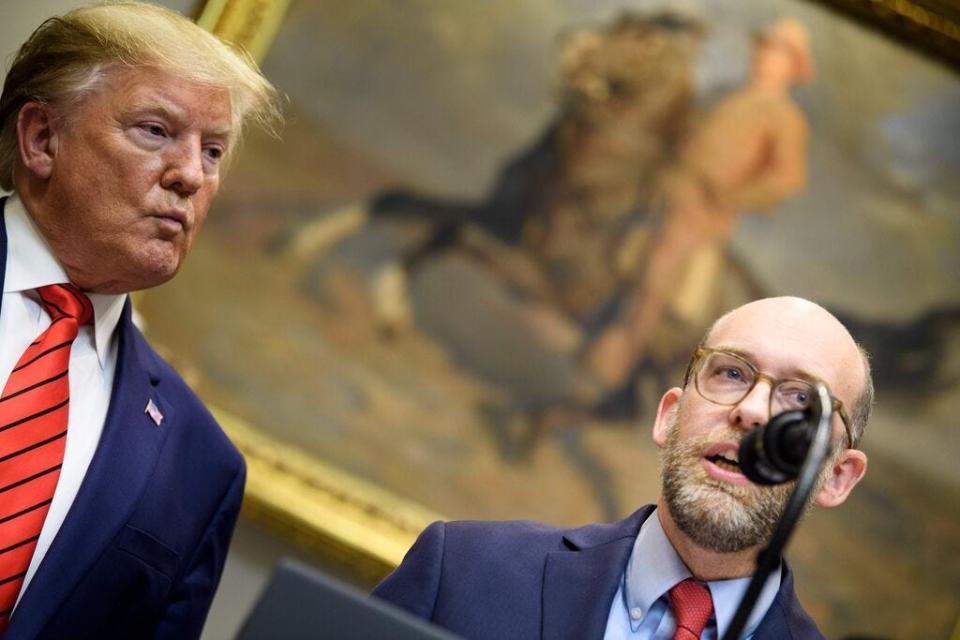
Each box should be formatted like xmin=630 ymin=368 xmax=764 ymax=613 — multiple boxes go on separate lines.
xmin=1 ymin=199 xmax=245 ymax=639
xmin=373 ymin=506 xmax=824 ymax=639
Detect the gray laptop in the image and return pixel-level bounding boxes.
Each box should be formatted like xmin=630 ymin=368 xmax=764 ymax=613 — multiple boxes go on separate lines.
xmin=236 ymin=559 xmax=460 ymax=639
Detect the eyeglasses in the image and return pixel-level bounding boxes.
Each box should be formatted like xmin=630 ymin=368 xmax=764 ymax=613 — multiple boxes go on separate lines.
xmin=684 ymin=347 xmax=855 ymax=449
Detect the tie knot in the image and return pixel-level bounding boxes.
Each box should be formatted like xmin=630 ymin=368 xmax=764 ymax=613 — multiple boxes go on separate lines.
xmin=669 ymin=579 xmax=714 ymax=639
xmin=37 ymin=283 xmax=94 ymax=326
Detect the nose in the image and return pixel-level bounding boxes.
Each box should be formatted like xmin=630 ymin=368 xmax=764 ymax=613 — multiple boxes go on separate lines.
xmin=161 ymin=137 xmax=204 ymax=197
xmin=729 ymin=381 xmax=772 ymax=431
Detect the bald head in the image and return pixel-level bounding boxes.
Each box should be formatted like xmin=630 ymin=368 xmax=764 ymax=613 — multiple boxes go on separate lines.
xmin=698 ymin=297 xmax=872 ymax=446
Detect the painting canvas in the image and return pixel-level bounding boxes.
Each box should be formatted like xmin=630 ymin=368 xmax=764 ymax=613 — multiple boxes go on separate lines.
xmin=138 ymin=0 xmax=960 ymax=636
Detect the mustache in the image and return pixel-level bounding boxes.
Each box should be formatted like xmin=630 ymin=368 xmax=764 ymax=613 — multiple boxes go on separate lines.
xmin=664 ymin=425 xmax=744 ymax=453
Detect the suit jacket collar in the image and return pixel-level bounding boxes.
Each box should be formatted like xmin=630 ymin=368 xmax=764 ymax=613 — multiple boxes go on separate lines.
xmin=541 ymin=506 xmax=655 ymax=639
xmin=3 ymin=201 xmax=171 ymax=637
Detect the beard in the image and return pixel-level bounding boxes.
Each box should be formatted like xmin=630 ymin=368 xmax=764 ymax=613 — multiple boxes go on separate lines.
xmin=660 ymin=410 xmax=814 ymax=553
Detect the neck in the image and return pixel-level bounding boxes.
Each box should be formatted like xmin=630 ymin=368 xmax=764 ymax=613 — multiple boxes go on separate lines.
xmin=656 ymin=497 xmax=760 ymax=581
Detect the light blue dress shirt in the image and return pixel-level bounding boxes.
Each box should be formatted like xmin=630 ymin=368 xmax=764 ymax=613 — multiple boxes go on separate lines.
xmin=603 ymin=508 xmax=781 ymax=640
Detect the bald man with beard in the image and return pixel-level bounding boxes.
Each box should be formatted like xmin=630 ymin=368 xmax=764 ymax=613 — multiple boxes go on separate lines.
xmin=373 ymin=297 xmax=871 ymax=639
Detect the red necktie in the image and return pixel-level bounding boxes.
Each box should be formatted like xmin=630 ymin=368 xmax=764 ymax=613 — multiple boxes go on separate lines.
xmin=0 ymin=284 xmax=92 ymax=631
xmin=670 ymin=579 xmax=714 ymax=640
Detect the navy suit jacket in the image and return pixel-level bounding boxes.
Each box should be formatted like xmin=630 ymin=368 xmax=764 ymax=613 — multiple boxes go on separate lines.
xmin=373 ymin=506 xmax=824 ymax=639
xmin=1 ymin=200 xmax=245 ymax=639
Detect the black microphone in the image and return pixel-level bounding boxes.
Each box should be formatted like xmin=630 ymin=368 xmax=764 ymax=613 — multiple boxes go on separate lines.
xmin=738 ymin=407 xmax=823 ymax=485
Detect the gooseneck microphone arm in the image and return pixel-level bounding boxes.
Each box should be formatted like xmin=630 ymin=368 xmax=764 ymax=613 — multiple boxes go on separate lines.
xmin=721 ymin=383 xmax=834 ymax=640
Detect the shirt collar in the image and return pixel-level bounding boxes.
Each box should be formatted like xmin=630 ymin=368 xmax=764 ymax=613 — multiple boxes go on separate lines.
xmin=4 ymin=193 xmax=126 ymax=367
xmin=623 ymin=507 xmax=782 ymax=636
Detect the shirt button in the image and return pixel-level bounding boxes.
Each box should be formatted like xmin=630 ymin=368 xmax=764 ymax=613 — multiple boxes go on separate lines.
xmin=630 ymin=607 xmax=643 ymax=620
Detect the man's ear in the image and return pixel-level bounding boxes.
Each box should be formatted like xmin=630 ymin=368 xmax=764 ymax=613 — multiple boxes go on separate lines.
xmin=814 ymin=448 xmax=868 ymax=508
xmin=652 ymin=387 xmax=683 ymax=448
xmin=16 ymin=101 xmax=60 ymax=180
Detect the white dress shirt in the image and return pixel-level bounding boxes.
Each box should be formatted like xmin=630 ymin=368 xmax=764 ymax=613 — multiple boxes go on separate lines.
xmin=1 ymin=194 xmax=126 ymax=608
xmin=603 ymin=508 xmax=782 ymax=639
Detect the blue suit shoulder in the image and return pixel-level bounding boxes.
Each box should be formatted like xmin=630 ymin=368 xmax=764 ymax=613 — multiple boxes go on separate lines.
xmin=373 ymin=518 xmax=571 ymax=638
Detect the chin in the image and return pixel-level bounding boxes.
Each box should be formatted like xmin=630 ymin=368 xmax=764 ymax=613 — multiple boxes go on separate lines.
xmin=140 ymin=264 xmax=182 ymax=290
xmin=123 ymin=252 xmax=184 ymax=292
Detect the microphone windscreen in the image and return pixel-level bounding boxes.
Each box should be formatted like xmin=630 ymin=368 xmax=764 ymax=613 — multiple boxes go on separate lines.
xmin=738 ymin=410 xmax=810 ymax=485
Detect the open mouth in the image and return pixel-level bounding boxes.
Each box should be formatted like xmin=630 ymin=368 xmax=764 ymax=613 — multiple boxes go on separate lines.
xmin=706 ymin=453 xmax=740 ymax=473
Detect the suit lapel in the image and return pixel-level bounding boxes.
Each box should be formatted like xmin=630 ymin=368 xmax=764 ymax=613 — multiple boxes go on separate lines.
xmin=7 ymin=302 xmax=171 ymax=639
xmin=541 ymin=506 xmax=654 ymax=640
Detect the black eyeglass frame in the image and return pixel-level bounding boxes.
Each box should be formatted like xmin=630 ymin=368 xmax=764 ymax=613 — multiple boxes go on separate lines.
xmin=683 ymin=346 xmax=855 ymax=450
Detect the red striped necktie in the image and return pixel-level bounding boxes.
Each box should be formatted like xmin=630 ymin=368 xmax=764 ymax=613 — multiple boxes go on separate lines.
xmin=670 ymin=579 xmax=714 ymax=640
xmin=0 ymin=284 xmax=93 ymax=631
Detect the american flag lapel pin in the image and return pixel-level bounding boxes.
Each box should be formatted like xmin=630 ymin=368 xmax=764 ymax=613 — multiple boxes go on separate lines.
xmin=145 ymin=398 xmax=164 ymax=427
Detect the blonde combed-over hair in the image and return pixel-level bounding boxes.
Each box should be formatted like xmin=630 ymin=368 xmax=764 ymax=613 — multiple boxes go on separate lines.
xmin=0 ymin=1 xmax=281 ymax=191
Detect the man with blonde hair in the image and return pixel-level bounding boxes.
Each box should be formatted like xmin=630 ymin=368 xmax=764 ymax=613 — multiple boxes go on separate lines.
xmin=0 ymin=3 xmax=279 ymax=638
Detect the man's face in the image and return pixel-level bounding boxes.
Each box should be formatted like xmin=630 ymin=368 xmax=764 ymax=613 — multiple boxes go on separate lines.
xmin=31 ymin=66 xmax=232 ymax=293
xmin=652 ymin=298 xmax=865 ymax=553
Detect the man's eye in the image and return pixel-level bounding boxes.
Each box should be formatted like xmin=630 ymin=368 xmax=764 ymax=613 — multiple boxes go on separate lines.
xmin=778 ymin=385 xmax=811 ymax=408
xmin=787 ymin=390 xmax=808 ymax=404
xmin=711 ymin=365 xmax=745 ymax=384
xmin=204 ymin=146 xmax=225 ymax=162
xmin=140 ymin=124 xmax=166 ymax=137
xmin=721 ymin=367 xmax=743 ymax=381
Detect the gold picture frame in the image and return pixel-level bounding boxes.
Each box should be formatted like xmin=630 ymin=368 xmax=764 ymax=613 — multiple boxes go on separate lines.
xmin=210 ymin=406 xmax=441 ymax=581
xmin=807 ymin=0 xmax=960 ymax=69
xmin=195 ymin=0 xmax=293 ymax=64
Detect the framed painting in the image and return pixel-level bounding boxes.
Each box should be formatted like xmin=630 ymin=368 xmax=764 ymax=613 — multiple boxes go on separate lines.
xmin=140 ymin=0 xmax=960 ymax=635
